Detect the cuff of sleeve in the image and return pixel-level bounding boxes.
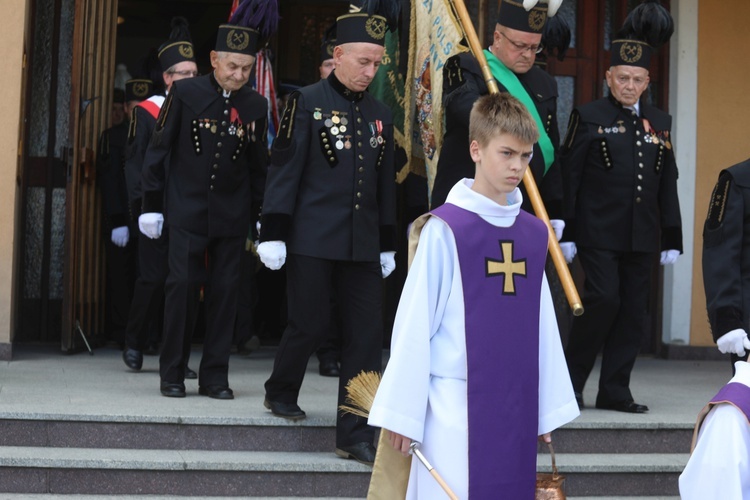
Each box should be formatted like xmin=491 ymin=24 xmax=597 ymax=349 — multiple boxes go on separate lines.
xmin=713 ymin=307 xmax=745 ymax=342
xmin=142 ymin=190 xmax=163 ymax=214
xmin=380 ymin=225 xmax=397 ymax=252
xmin=259 ymin=213 xmax=291 ymax=242
xmin=561 ymin=220 xmax=576 ymax=243
xmin=109 ymin=213 xmax=128 ymax=228
xmin=661 ymin=227 xmax=683 ymax=253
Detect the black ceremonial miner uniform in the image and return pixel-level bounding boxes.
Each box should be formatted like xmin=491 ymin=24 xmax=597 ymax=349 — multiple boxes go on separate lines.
xmin=141 ymin=73 xmax=268 ymax=387
xmin=261 ymin=71 xmax=397 ymax=447
xmin=97 ymin=121 xmax=136 ymax=342
xmin=703 ymin=159 xmax=750 ymax=363
xmin=432 ymin=52 xmax=562 ymax=216
xmin=123 ymin=97 xmax=169 ymax=354
xmin=561 ymin=96 xmax=682 ymax=405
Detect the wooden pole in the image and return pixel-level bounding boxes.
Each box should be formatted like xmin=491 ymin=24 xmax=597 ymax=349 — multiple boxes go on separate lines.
xmin=450 ymin=0 xmax=583 ymax=316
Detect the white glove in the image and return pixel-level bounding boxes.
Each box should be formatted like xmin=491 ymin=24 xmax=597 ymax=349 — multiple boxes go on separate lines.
xmin=380 ymin=251 xmax=396 ymax=278
xmin=111 ymin=226 xmax=130 ymax=247
xmin=717 ymin=328 xmax=750 ymax=356
xmin=257 ymin=241 xmax=286 ymax=270
xmin=559 ymin=242 xmax=577 ymax=264
xmin=549 ymin=219 xmax=565 ymax=242
xmin=138 ymin=213 xmax=164 ymax=239
xmin=660 ymin=249 xmax=680 ymax=265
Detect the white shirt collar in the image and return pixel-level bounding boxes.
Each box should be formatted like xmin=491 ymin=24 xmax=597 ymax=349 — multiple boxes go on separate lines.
xmin=444 ymin=179 xmax=522 ymax=221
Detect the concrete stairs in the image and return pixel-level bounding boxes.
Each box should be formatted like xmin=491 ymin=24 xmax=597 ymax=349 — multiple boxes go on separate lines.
xmin=0 ymin=347 xmax=728 ymax=497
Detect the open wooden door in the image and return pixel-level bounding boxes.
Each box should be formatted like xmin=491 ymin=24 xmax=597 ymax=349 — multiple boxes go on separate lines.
xmin=62 ymin=0 xmax=118 ymax=352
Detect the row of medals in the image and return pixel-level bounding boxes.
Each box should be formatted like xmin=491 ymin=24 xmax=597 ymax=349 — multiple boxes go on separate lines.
xmin=314 ymin=109 xmax=383 ymax=150
xmin=197 ymin=119 xmax=246 ymax=139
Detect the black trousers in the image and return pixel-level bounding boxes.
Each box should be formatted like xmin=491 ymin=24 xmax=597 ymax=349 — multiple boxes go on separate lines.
xmin=124 ymin=228 xmax=168 ymax=351
xmin=265 ymin=254 xmax=383 ymax=447
xmin=104 ymin=234 xmax=136 ymax=343
xmin=160 ymin=226 xmax=243 ymax=387
xmin=565 ymin=247 xmax=653 ymax=405
xmin=233 ymin=243 xmax=258 ymax=347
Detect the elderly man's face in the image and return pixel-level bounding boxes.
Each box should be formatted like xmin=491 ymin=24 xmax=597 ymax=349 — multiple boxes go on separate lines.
xmin=606 ymin=65 xmax=650 ymax=107
xmin=333 ymin=43 xmax=384 ymax=92
xmin=491 ymin=25 xmax=542 ymax=74
xmin=210 ymin=51 xmax=256 ymax=92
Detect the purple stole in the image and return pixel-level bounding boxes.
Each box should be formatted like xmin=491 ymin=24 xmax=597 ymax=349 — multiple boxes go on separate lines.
xmin=430 ymin=203 xmax=548 ymax=499
xmin=708 ymin=383 xmax=750 ymax=423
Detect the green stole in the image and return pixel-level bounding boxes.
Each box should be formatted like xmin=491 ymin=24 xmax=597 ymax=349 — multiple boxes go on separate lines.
xmin=484 ymin=49 xmax=554 ymax=173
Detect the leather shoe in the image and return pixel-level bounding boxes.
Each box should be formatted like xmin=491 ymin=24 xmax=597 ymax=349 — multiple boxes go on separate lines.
xmin=185 ymin=366 xmax=198 ymax=379
xmin=160 ymin=382 xmax=186 ymax=398
xmin=574 ymin=391 xmax=583 ymax=409
xmin=335 ymin=442 xmax=376 ymax=466
xmin=199 ymin=385 xmax=234 ymax=400
xmin=122 ymin=348 xmax=143 ymax=371
xmin=264 ymin=398 xmax=306 ymax=420
xmin=319 ymin=359 xmax=340 ymax=377
xmin=596 ymin=399 xmax=649 ymax=414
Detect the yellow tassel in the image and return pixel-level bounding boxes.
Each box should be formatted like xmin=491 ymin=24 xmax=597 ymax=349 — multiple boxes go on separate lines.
xmin=338 ymin=370 xmax=382 ymax=418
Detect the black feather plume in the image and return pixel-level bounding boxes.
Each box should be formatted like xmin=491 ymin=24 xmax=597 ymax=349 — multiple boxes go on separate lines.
xmin=542 ymin=14 xmax=571 ymax=61
xmin=168 ymin=16 xmax=192 ymax=44
xmin=617 ymin=0 xmax=674 ymax=48
xmin=229 ymin=0 xmax=280 ymax=39
xmin=359 ymin=0 xmax=401 ymax=31
xmin=136 ymin=48 xmax=164 ymax=94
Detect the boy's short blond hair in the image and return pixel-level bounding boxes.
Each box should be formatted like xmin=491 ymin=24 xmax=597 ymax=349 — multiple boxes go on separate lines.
xmin=469 ymin=93 xmax=540 ymax=147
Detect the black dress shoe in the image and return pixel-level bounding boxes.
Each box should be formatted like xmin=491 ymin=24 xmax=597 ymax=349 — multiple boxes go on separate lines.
xmin=335 ymin=442 xmax=377 ymax=466
xmin=122 ymin=348 xmax=143 ymax=371
xmin=574 ymin=391 xmax=584 ymax=409
xmin=184 ymin=366 xmax=198 ymax=379
xmin=596 ymin=400 xmax=649 ymax=413
xmin=199 ymin=385 xmax=234 ymax=400
xmin=263 ymin=398 xmax=306 ymax=420
xmin=238 ymin=335 xmax=261 ymax=355
xmin=160 ymin=382 xmax=186 ymax=398
xmin=319 ymin=359 xmax=340 ymax=377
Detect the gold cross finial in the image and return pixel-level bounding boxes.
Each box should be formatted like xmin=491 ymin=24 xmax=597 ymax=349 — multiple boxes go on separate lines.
xmin=486 ymin=241 xmax=527 ymax=295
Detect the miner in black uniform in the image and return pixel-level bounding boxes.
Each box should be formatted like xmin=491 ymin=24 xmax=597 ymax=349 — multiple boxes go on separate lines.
xmin=122 ymin=18 xmax=198 ymax=375
xmin=433 ymin=0 xmax=565 ymax=241
xmin=139 ymin=13 xmax=271 ymax=399
xmin=257 ymin=12 xmax=397 ymax=465
xmin=560 ymin=0 xmax=682 ymax=413
xmin=97 ymin=86 xmax=138 ymax=345
xmin=703 ymin=160 xmax=750 ymax=364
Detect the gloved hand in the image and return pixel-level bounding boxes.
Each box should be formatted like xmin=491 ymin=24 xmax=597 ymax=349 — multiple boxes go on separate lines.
xmin=559 ymin=242 xmax=577 ymax=264
xmin=380 ymin=251 xmax=396 ymax=278
xmin=717 ymin=328 xmax=750 ymax=356
xmin=111 ymin=226 xmax=130 ymax=247
xmin=257 ymin=241 xmax=286 ymax=270
xmin=660 ymin=249 xmax=680 ymax=265
xmin=138 ymin=213 xmax=164 ymax=239
xmin=549 ymin=219 xmax=565 ymax=242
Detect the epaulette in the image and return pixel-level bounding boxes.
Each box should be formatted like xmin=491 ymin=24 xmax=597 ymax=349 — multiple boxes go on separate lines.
xmin=271 ymin=91 xmax=301 ymax=165
xmin=705 ymin=170 xmax=732 ymax=232
xmin=561 ymin=109 xmax=580 ymax=152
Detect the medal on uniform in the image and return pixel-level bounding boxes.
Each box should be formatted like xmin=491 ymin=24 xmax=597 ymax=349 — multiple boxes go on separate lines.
xmin=332 ymin=112 xmax=341 ymax=124
xmin=331 ymin=126 xmax=340 ymax=135
xmin=375 ymin=120 xmax=384 ymax=146
xmin=597 ymin=126 xmax=604 ymax=134
xmin=335 ymin=139 xmax=344 ymax=150
xmin=340 ymin=116 xmax=348 ymax=126
xmin=344 ymin=137 xmax=352 ymax=149
xmin=617 ymin=121 xmax=626 ymax=133
xmin=369 ymin=122 xmax=378 ymax=148
xmin=325 ymin=118 xmax=333 ymax=127
xmin=237 ymin=125 xmax=244 ymax=138
xmin=211 ymin=123 xmax=217 ymax=134
xmin=339 ymin=125 xmax=347 ymax=133
xmin=313 ymin=109 xmax=322 ymax=120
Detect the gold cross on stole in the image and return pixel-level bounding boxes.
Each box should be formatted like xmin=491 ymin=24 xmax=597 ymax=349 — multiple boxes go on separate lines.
xmin=486 ymin=241 xmax=526 ymax=295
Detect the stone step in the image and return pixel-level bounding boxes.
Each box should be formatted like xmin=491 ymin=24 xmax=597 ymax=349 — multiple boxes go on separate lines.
xmin=0 ymin=416 xmax=693 ymax=455
xmin=539 ymin=453 xmax=688 ymax=497
xmin=0 ymin=446 xmax=687 ymax=497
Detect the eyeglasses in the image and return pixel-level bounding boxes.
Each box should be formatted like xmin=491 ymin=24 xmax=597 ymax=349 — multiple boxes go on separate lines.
xmin=169 ymin=70 xmax=199 ymax=77
xmin=499 ymin=31 xmax=543 ymax=54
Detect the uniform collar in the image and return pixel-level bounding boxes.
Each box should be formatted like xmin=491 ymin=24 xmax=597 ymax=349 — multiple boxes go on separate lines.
xmin=210 ymin=72 xmax=232 ymax=97
xmin=327 ymin=71 xmax=365 ymax=102
xmin=608 ymin=94 xmax=641 ymax=116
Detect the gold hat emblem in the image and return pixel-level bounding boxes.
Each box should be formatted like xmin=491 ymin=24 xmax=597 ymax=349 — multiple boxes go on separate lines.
xmin=528 ymin=10 xmax=547 ymax=31
xmin=178 ymin=43 xmax=194 ymax=59
xmin=227 ymin=29 xmax=250 ymax=51
xmin=326 ymin=43 xmax=334 ymax=57
xmin=365 ymin=17 xmax=386 ymax=41
xmin=620 ymin=42 xmax=643 ymax=64
xmin=133 ymin=82 xmax=149 ymax=97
